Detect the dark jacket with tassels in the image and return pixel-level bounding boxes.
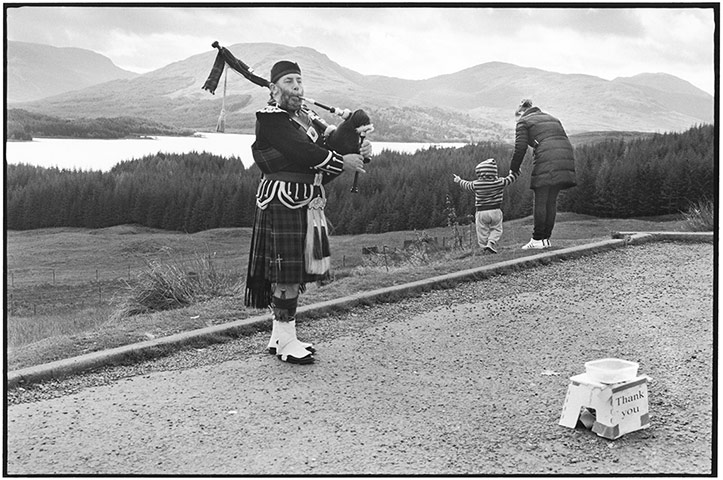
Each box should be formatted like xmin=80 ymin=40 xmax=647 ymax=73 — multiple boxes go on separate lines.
xmin=252 ymin=105 xmax=345 ymax=209
xmin=510 ymin=107 xmax=577 ymax=190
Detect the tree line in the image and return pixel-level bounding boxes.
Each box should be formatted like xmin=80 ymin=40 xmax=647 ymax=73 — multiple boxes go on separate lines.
xmin=5 ymin=109 xmax=194 ymax=141
xmin=6 ymin=124 xmax=714 ymax=234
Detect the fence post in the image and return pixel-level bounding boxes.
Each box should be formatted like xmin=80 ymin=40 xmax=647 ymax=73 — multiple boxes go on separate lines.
xmin=342 ymin=255 xmax=346 ymax=268
xmin=383 ymin=246 xmax=389 ymax=272
xmin=96 ymin=269 xmax=99 ymax=282
xmin=98 ymin=284 xmax=102 ymax=305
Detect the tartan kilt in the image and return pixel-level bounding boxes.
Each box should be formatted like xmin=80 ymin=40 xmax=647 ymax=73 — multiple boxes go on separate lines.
xmin=245 ymin=199 xmax=325 ymax=308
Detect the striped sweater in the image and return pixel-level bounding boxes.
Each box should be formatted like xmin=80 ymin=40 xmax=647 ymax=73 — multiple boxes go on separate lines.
xmin=457 ymin=170 xmax=520 ymax=211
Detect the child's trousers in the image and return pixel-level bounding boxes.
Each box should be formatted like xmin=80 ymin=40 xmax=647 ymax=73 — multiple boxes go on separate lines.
xmin=475 ymin=208 xmax=504 ymax=247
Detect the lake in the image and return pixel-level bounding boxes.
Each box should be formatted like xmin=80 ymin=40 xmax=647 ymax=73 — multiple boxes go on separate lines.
xmin=5 ymin=133 xmax=467 ymax=172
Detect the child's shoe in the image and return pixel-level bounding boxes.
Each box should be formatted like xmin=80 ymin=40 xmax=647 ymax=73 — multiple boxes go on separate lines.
xmin=543 ymin=239 xmax=552 ymax=248
xmin=521 ymin=238 xmax=545 ymax=250
xmin=484 ymin=242 xmax=498 ymax=254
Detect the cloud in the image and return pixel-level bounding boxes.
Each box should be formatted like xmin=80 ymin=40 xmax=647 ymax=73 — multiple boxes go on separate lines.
xmin=532 ymin=8 xmax=646 ymax=37
xmin=5 ymin=5 xmax=715 ymax=94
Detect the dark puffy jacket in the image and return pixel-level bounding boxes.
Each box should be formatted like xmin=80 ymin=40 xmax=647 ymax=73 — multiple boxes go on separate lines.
xmin=510 ymin=107 xmax=577 ymax=190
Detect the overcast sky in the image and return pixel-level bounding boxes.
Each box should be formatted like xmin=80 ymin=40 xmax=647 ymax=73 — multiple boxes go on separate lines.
xmin=5 ymin=4 xmax=716 ymax=95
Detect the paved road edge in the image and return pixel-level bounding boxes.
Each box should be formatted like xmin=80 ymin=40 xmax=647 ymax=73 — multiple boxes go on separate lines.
xmin=6 ymin=232 xmax=712 ymax=388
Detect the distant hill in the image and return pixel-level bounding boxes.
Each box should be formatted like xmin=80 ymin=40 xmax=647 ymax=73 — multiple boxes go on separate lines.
xmin=613 ymin=72 xmax=710 ymax=97
xmin=6 ymin=41 xmax=139 ymax=103
xmin=6 ymin=109 xmax=194 ymax=140
xmin=612 ymin=73 xmax=713 ymax=123
xmin=7 ymin=42 xmax=713 ymax=142
xmin=398 ymin=62 xmax=712 ymax=135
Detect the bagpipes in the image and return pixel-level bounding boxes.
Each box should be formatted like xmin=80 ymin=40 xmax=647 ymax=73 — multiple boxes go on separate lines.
xmin=202 ymin=41 xmax=373 ymax=193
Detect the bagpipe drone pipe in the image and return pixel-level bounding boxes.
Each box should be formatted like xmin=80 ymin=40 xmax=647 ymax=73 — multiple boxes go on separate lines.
xmin=202 ymin=41 xmax=373 ymax=193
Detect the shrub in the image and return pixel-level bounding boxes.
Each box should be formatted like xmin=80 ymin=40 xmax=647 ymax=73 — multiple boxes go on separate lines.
xmin=117 ymin=250 xmax=240 ymax=317
xmin=682 ymin=198 xmax=715 ymax=232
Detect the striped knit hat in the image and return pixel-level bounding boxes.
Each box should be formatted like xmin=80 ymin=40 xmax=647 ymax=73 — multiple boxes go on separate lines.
xmin=475 ymin=158 xmax=498 ymax=178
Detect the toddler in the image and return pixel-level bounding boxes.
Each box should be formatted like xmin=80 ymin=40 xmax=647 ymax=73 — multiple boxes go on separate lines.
xmin=453 ymin=158 xmax=520 ymax=253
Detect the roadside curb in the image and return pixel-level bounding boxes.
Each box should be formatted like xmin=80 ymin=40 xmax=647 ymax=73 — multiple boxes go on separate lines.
xmin=611 ymin=231 xmax=715 ymax=242
xmin=6 ymin=231 xmax=712 ymax=388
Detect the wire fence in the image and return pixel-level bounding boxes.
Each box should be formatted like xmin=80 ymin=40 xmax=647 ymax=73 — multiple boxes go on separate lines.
xmin=5 ymin=256 xmax=246 ymax=317
xmin=8 ymin=266 xmax=135 ymax=288
xmin=7 ymin=259 xmax=247 ymax=288
xmin=7 ymin=282 xmax=126 ymax=317
xmin=6 ymin=227 xmax=478 ymax=317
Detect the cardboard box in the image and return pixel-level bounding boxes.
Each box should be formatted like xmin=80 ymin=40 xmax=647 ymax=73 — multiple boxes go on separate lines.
xmin=559 ymin=373 xmax=650 ymax=440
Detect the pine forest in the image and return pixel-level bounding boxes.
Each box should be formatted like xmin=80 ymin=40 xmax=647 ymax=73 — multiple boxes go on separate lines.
xmin=5 ymin=124 xmax=715 ymax=235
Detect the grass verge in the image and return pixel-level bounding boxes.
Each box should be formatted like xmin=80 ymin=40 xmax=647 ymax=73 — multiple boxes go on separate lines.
xmin=6 ymin=213 xmax=696 ymax=371
xmin=682 ymin=198 xmax=715 ymax=231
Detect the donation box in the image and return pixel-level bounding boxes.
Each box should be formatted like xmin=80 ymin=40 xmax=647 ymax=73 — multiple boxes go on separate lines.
xmin=559 ymin=359 xmax=650 ymax=440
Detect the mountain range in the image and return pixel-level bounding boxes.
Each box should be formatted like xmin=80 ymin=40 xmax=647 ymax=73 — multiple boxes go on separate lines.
xmin=7 ymin=41 xmax=139 ymax=103
xmin=6 ymin=41 xmax=713 ymax=143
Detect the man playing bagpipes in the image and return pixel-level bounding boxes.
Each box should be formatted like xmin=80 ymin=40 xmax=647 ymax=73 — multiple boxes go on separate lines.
xmin=203 ymin=46 xmax=372 ymax=364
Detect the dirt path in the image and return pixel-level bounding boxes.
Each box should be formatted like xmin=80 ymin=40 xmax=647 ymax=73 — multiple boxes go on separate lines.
xmin=5 ymin=242 xmax=714 ymax=475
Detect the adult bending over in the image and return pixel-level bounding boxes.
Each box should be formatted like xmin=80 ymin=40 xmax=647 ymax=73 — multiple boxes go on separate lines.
xmin=510 ymin=99 xmax=577 ymax=249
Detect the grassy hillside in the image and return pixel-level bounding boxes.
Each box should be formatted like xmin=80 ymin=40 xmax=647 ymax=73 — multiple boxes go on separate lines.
xmin=6 ymin=213 xmax=693 ymax=370
xmin=6 ymin=109 xmax=194 ymax=140
xmin=9 ymin=42 xmax=712 ymax=139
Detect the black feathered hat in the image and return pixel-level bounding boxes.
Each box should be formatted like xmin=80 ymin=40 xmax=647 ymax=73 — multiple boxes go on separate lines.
xmin=270 ymin=60 xmax=301 ymax=84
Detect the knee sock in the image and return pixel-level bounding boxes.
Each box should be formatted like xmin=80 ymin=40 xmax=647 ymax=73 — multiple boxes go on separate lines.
xmin=272 ymin=295 xmax=298 ymax=321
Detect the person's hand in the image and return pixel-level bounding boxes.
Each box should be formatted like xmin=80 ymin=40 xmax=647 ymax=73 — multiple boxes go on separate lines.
xmin=343 ymin=153 xmax=366 ymax=173
xmin=359 ymin=139 xmax=372 ymax=158
xmin=452 ymin=174 xmax=461 ymax=183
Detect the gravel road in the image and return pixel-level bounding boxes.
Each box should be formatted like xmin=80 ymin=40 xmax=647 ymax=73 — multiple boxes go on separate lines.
xmin=6 ymin=241 xmax=714 ymax=475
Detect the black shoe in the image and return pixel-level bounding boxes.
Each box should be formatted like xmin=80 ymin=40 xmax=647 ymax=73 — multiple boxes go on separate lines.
xmin=277 ymin=353 xmax=315 ymax=364
xmin=268 ymin=345 xmax=316 ymax=355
